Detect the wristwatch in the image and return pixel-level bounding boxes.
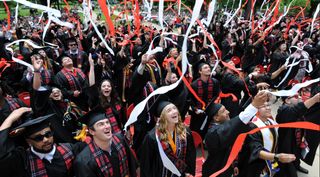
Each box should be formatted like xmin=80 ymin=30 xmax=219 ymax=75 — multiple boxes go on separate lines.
xmin=274 ymin=154 xmax=279 ymax=162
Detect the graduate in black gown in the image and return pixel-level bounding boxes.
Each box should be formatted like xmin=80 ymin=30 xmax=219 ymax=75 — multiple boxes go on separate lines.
xmin=73 ymin=109 xmax=139 ymax=177
xmin=0 ymin=109 xmax=85 ymax=177
xmin=303 ymin=65 xmax=320 ymax=167
xmin=139 ymin=101 xmax=196 ymax=177
xmin=202 ymin=91 xmax=269 ymax=177
xmin=190 ymin=62 xmax=220 ymax=138
xmin=54 ymin=55 xmax=89 ymax=111
xmin=32 ymin=58 xmax=83 ymax=143
xmin=275 ymin=89 xmax=320 ymax=177
xmin=238 ymin=101 xmax=296 ymax=177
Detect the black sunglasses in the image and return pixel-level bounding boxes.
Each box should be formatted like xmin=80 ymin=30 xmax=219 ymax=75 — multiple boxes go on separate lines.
xmin=28 ymin=131 xmax=54 ymax=142
xmin=69 ymin=43 xmax=77 ymax=46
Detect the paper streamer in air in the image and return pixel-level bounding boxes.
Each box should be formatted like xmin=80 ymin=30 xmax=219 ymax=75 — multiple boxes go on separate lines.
xmin=203 ymin=0 xmax=216 ymax=27
xmin=158 ymin=0 xmax=164 ymax=30
xmin=210 ymin=122 xmax=320 ymax=177
xmin=5 ymin=39 xmax=57 ymax=71
xmin=268 ymin=78 xmax=320 ymax=97
xmin=13 ymin=0 xmax=61 ymax=17
xmin=224 ymin=0 xmax=242 ymax=27
xmin=15 ymin=3 xmax=19 ymax=25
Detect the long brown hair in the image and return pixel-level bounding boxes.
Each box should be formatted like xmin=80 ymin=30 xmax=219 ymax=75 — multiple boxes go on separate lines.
xmin=157 ymin=104 xmax=186 ymax=142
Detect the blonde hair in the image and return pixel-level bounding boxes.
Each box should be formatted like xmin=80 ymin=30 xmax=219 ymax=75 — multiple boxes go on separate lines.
xmin=157 ymin=105 xmax=186 ymax=142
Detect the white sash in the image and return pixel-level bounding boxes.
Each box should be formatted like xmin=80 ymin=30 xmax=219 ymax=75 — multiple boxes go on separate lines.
xmin=252 ymin=117 xmax=278 ymax=152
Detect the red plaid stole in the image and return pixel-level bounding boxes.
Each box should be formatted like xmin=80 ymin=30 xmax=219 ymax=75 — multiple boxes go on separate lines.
xmin=144 ymin=82 xmax=156 ymax=122
xmin=40 ymin=69 xmax=51 ymax=85
xmin=157 ymin=131 xmax=188 ymax=174
xmin=27 ymin=144 xmax=74 ymax=177
xmin=5 ymin=97 xmax=21 ymax=111
xmin=197 ymin=78 xmax=214 ymax=108
xmin=88 ymin=135 xmax=129 ymax=177
xmin=61 ymin=68 xmax=86 ymax=91
xmin=105 ymin=106 xmax=121 ymax=133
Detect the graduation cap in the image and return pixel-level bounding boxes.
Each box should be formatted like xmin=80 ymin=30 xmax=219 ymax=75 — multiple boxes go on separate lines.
xmin=145 ymin=93 xmax=172 ymax=118
xmin=78 ymin=106 xmax=107 ymax=128
xmin=206 ymin=103 xmax=223 ymax=119
xmin=11 ymin=113 xmax=55 ymax=137
xmin=195 ymin=60 xmax=210 ymax=72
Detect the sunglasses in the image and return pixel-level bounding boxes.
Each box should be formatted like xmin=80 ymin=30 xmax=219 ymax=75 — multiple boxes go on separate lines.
xmin=28 ymin=131 xmax=54 ymax=142
xmin=69 ymin=43 xmax=77 ymax=46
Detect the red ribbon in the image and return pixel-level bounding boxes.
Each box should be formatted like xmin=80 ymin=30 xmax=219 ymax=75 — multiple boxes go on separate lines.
xmin=97 ymin=0 xmax=115 ymax=36
xmin=63 ymin=0 xmax=70 ymax=14
xmin=176 ymin=67 xmax=206 ymax=110
xmin=134 ymin=0 xmax=141 ymax=35
xmin=210 ymin=121 xmax=320 ymax=177
xmin=3 ymin=1 xmax=10 ymax=30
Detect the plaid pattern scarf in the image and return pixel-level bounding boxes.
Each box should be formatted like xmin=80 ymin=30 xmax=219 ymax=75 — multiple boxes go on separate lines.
xmin=197 ymin=78 xmax=214 ymax=108
xmin=5 ymin=97 xmax=21 ymax=111
xmin=27 ymin=144 xmax=74 ymax=177
xmin=40 ymin=69 xmax=52 ymax=85
xmin=88 ymin=135 xmax=129 ymax=177
xmin=159 ymin=131 xmax=188 ymax=175
xmin=61 ymin=68 xmax=86 ymax=91
xmin=143 ymin=82 xmax=156 ymax=123
xmin=105 ymin=107 xmax=121 ymax=133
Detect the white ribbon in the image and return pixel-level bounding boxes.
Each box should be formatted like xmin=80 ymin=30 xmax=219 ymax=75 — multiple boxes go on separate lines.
xmin=268 ymin=78 xmax=320 ymax=97
xmin=224 ymin=0 xmax=242 ymax=27
xmin=12 ymin=0 xmax=61 ymax=17
xmin=15 ymin=3 xmax=19 ymax=25
xmin=5 ymin=39 xmax=58 ymax=71
xmin=275 ymin=46 xmax=313 ymax=88
xmin=310 ymin=3 xmax=320 ymax=38
xmin=158 ymin=0 xmax=164 ymax=30
xmin=203 ymin=0 xmax=216 ymax=27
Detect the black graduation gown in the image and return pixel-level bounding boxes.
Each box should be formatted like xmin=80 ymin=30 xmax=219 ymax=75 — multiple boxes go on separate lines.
xmin=220 ymin=72 xmax=247 ymax=118
xmin=139 ymin=128 xmax=196 ymax=177
xmin=303 ymin=82 xmax=320 ymax=165
xmin=130 ymin=70 xmax=158 ymax=152
xmin=275 ymin=102 xmax=308 ymax=177
xmin=73 ymin=134 xmax=138 ymax=177
xmin=202 ymin=117 xmax=250 ymax=177
xmin=32 ymin=88 xmax=79 ymax=143
xmin=303 ymin=102 xmax=320 ymax=166
xmin=0 ymin=128 xmax=85 ymax=177
xmin=238 ymin=123 xmax=277 ymax=177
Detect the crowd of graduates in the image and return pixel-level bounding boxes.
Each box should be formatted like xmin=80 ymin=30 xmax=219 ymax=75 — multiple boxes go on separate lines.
xmin=0 ymin=1 xmax=320 ymax=177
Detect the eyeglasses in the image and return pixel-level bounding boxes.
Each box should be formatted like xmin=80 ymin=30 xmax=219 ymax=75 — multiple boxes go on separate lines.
xmin=69 ymin=43 xmax=77 ymax=46
xmin=28 ymin=131 xmax=54 ymax=142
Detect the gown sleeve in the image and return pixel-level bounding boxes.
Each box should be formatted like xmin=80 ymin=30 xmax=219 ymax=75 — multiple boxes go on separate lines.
xmin=139 ymin=132 xmax=157 ymax=177
xmin=185 ymin=129 xmax=196 ymax=175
